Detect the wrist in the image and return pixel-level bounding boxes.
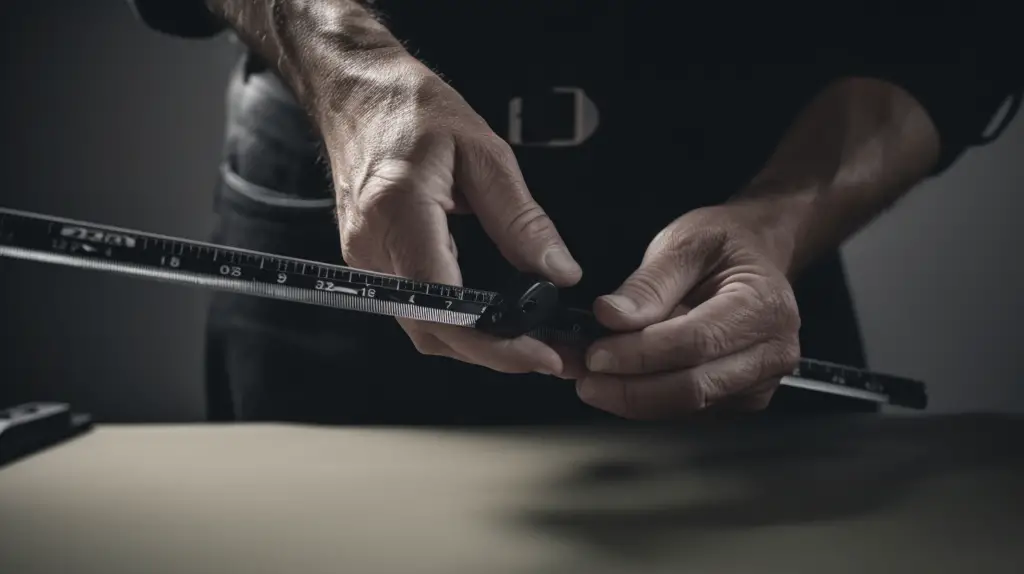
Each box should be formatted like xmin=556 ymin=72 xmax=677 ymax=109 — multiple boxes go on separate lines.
xmin=724 ymin=185 xmax=818 ymax=278
xmin=724 ymin=77 xmax=940 ymax=278
xmin=269 ymin=0 xmax=409 ymax=116
xmin=313 ymin=54 xmax=447 ymax=172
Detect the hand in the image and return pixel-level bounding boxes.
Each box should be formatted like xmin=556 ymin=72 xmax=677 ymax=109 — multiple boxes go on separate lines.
xmin=577 ymin=202 xmax=802 ymax=419
xmin=317 ymin=52 xmax=582 ymax=375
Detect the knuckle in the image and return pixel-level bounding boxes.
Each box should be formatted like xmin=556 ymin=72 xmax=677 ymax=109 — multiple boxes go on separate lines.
xmin=490 ymin=338 xmax=523 ymax=367
xmin=466 ymin=132 xmax=514 ymax=159
xmin=636 ymin=347 xmax=655 ymax=373
xmin=399 ymin=319 xmax=448 ymax=356
xmin=456 ymin=336 xmax=528 ymax=374
xmin=655 ymin=223 xmax=730 ymax=266
xmin=458 ymin=137 xmax=491 ymax=176
xmin=408 ymin=332 xmax=447 ymax=357
xmin=465 ymin=134 xmax=517 ymax=175
xmin=638 ymin=331 xmax=678 ymax=372
xmin=689 ymin=320 xmax=730 ymax=360
xmin=338 ymin=214 xmax=395 ymax=268
xmin=352 ymin=145 xmax=455 ymax=214
xmin=354 ymin=168 xmax=410 ymax=214
xmin=691 ymin=225 xmax=732 ymax=257
xmin=624 ymin=268 xmax=671 ymax=308
xmin=506 ymin=203 xmax=556 ymax=244
xmin=758 ymin=339 xmax=801 ymax=380
xmin=462 ymin=135 xmax=532 ymax=200
xmin=691 ymin=369 xmax=728 ymax=410
xmin=779 ymin=340 xmax=802 ymax=371
xmin=746 ymin=349 xmax=775 ymax=384
xmin=338 ymin=215 xmax=368 ymax=258
xmin=730 ymin=301 xmax=763 ymax=336
xmin=619 ymin=382 xmax=644 ymax=420
xmin=345 ymin=189 xmax=405 ymax=255
xmin=763 ymin=282 xmax=801 ymax=331
xmin=483 ymin=134 xmax=516 ymax=160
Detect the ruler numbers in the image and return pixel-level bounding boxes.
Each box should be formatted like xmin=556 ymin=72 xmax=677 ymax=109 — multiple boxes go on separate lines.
xmin=156 ymin=240 xmax=191 ymax=270
xmin=2 ymin=207 xmax=495 ymax=314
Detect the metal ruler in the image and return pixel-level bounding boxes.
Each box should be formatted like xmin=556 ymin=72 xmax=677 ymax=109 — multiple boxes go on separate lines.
xmin=0 ymin=207 xmax=928 ymax=410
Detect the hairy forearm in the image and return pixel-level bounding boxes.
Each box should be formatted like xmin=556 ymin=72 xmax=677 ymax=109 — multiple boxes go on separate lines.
xmin=204 ymin=0 xmax=406 ymax=121
xmin=736 ymin=77 xmax=941 ymax=276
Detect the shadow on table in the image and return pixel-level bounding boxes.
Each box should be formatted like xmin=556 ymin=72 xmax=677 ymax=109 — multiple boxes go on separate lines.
xmin=514 ymin=414 xmax=1024 ymax=560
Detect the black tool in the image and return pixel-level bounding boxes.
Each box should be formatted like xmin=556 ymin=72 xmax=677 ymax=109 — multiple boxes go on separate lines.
xmin=0 ymin=207 xmax=928 ymax=409
xmin=0 ymin=402 xmax=94 ymax=469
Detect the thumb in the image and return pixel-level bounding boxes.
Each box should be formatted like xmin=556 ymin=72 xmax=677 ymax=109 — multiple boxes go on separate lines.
xmin=595 ymin=242 xmax=710 ymax=331
xmin=456 ymin=136 xmax=582 ymax=287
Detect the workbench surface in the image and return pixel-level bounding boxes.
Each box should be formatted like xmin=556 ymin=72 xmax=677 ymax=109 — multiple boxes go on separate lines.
xmin=1 ymin=415 xmax=1022 ymax=574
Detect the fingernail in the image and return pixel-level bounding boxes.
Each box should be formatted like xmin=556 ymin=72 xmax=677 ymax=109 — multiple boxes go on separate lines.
xmin=534 ymin=358 xmax=562 ymax=377
xmin=543 ymin=247 xmax=582 ymax=279
xmin=600 ymin=294 xmax=636 ymax=314
xmin=576 ymin=379 xmax=597 ymax=401
xmin=587 ymin=349 xmax=617 ymax=373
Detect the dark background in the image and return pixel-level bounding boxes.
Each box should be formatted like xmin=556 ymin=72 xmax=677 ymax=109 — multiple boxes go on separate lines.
xmin=1 ymin=1 xmax=1022 ymax=422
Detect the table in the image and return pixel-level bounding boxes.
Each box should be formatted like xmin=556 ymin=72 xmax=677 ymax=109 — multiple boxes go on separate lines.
xmin=1 ymin=415 xmax=1022 ymax=574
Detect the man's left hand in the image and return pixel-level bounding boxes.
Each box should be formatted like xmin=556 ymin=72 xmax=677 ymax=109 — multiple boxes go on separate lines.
xmin=576 ymin=202 xmax=803 ymax=419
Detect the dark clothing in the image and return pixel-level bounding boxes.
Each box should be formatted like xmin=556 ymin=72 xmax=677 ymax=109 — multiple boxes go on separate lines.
xmin=128 ymin=0 xmax=223 ymax=37
xmin=129 ymin=1 xmax=1022 ymax=423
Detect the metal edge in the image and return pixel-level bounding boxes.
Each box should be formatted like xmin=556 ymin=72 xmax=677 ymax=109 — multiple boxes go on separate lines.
xmin=0 ymin=246 xmax=482 ymax=328
xmin=780 ymin=375 xmax=890 ymax=404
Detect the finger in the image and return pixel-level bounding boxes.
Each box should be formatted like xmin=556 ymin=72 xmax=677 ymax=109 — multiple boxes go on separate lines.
xmin=576 ymin=340 xmax=798 ymax=420
xmin=455 ymin=135 xmax=582 ymax=287
xmin=549 ymin=342 xmax=588 ymax=380
xmin=426 ymin=323 xmax=563 ymax=375
xmin=342 ymin=143 xmax=461 ymax=282
xmin=398 ymin=320 xmax=456 ymax=355
xmin=381 ymin=198 xmax=464 ymax=285
xmin=398 ymin=314 xmax=561 ymax=374
xmin=396 ymin=322 xmax=478 ymax=365
xmin=387 ymin=206 xmax=562 ymax=375
xmin=387 ymin=205 xmax=561 ymax=375
xmin=587 ymin=287 xmax=779 ymax=375
xmin=450 ymin=189 xmax=473 ymax=214
xmin=709 ymin=379 xmax=779 ymax=412
xmin=347 ymin=146 xmax=563 ymax=374
xmin=385 ymin=203 xmax=565 ymax=374
xmin=416 ymin=334 xmax=554 ymax=379
xmin=594 ymin=228 xmax=726 ymax=331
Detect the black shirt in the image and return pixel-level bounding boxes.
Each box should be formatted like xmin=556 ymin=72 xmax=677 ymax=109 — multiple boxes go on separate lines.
xmin=126 ymin=0 xmax=1022 ymax=371
xmin=128 ymin=0 xmax=1021 ymax=169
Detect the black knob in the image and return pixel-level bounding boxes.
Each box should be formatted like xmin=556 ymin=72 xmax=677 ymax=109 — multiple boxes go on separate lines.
xmin=475 ymin=274 xmax=559 ymax=338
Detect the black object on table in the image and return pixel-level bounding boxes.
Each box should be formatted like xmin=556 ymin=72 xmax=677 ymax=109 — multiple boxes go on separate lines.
xmin=0 ymin=402 xmax=93 ymax=469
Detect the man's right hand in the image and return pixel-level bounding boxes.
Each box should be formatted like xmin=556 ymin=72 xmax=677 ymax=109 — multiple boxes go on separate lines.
xmin=317 ymin=52 xmax=583 ymax=376
xmin=205 ymin=0 xmax=582 ymax=376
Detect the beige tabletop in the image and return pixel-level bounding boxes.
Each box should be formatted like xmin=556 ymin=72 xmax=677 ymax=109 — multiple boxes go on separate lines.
xmin=1 ymin=415 xmax=1022 ymax=574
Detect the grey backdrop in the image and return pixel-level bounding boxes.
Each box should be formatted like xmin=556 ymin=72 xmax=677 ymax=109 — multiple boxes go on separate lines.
xmin=1 ymin=2 xmax=1021 ymax=421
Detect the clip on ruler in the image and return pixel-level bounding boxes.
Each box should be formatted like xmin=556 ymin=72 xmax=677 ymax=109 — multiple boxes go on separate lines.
xmin=0 ymin=207 xmax=928 ymax=410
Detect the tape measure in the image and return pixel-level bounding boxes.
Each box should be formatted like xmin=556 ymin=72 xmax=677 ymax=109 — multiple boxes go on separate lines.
xmin=0 ymin=207 xmax=928 ymax=410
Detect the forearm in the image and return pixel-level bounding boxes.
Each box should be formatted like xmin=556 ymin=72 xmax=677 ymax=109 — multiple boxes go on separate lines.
xmin=735 ymin=77 xmax=941 ymax=277
xmin=204 ymin=0 xmax=407 ymax=123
